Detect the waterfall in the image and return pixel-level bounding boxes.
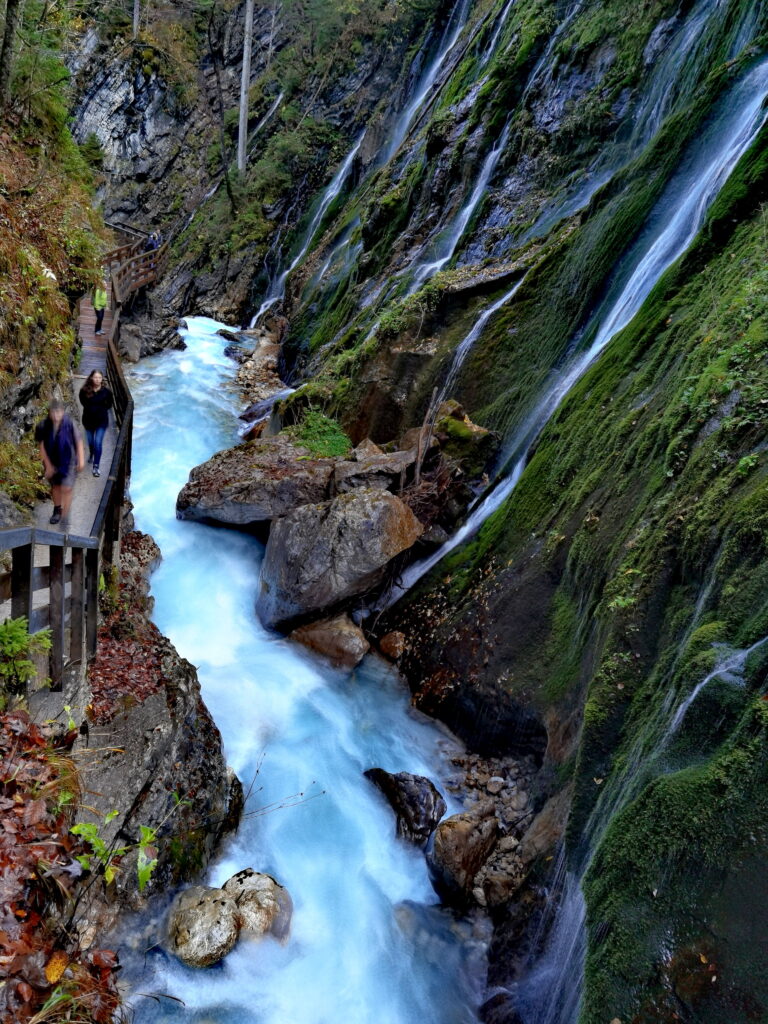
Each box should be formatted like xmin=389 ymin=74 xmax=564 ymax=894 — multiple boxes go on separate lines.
xmin=393 ymin=57 xmax=768 ymax=602
xmin=408 ymin=119 xmax=512 ymax=292
xmin=665 ymin=635 xmax=768 ymax=738
xmin=481 ymin=0 xmax=516 ymax=67
xmin=250 ymin=135 xmax=363 ymax=326
xmin=384 ymin=0 xmax=474 ymax=164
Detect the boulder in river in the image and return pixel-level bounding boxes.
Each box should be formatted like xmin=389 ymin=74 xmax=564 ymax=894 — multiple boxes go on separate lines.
xmin=167 ymin=885 xmax=240 ymax=967
xmin=256 ymin=489 xmax=424 ymax=629
xmin=175 ymin=435 xmax=334 ymax=526
xmin=364 ymin=768 xmax=447 ymax=845
xmin=290 ymin=613 xmax=370 ymax=668
xmin=379 ymin=630 xmax=407 ymax=660
xmin=427 ymin=801 xmax=499 ymax=906
xmin=223 ymin=868 xmax=293 ymax=942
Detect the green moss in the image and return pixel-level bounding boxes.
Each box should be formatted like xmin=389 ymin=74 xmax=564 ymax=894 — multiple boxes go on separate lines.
xmin=283 ymin=409 xmax=352 ymax=458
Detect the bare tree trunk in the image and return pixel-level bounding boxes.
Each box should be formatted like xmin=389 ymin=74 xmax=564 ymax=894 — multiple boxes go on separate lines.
xmin=0 ymin=0 xmax=24 ymax=108
xmin=132 ymin=0 xmax=140 ymax=38
xmin=207 ymin=8 xmax=238 ymax=217
xmin=266 ymin=5 xmax=277 ymax=72
xmin=237 ymin=0 xmax=254 ymax=175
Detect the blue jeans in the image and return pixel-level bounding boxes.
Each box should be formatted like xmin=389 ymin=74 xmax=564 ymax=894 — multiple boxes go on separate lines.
xmin=86 ymin=426 xmax=106 ymax=469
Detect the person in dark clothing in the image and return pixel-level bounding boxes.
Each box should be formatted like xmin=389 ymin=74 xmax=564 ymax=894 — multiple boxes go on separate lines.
xmin=36 ymin=400 xmax=84 ymax=527
xmin=79 ymin=370 xmax=113 ymax=478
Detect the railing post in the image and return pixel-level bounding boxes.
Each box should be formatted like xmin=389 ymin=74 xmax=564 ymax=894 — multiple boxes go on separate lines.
xmin=11 ymin=543 xmax=33 ymax=622
xmin=70 ymin=547 xmax=85 ymax=669
xmin=86 ymin=547 xmax=99 ymax=659
xmin=49 ymin=544 xmax=65 ymax=691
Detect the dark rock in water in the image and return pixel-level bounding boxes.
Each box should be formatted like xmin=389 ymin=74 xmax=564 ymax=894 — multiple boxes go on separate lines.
xmin=167 ymin=885 xmax=239 ymax=967
xmin=256 ymin=489 xmax=423 ymax=629
xmin=175 ymin=435 xmax=334 ymax=526
xmin=217 ymin=328 xmax=245 ymax=344
xmin=223 ymin=343 xmax=250 ymax=364
xmin=427 ymin=802 xmax=499 ymax=907
xmin=290 ymin=613 xmax=370 ymax=668
xmin=364 ymin=768 xmax=446 ymax=845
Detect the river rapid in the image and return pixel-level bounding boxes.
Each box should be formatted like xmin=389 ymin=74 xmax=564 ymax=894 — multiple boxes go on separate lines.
xmin=122 ymin=317 xmax=486 ymax=1024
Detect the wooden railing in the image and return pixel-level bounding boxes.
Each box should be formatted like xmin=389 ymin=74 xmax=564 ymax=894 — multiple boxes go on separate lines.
xmin=0 ymin=234 xmax=166 ymax=690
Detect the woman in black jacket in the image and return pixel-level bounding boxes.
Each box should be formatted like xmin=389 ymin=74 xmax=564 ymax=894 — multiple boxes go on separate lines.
xmin=79 ymin=370 xmax=113 ymax=477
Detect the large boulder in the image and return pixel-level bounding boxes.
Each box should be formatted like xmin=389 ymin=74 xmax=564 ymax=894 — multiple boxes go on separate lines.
xmin=167 ymin=885 xmax=240 ymax=967
xmin=222 ymin=868 xmax=293 ymax=942
xmin=364 ymin=768 xmax=446 ymax=845
xmin=256 ymin=489 xmax=424 ymax=629
xmin=427 ymin=802 xmax=499 ymax=906
xmin=332 ymin=448 xmax=416 ymax=494
xmin=175 ymin=435 xmax=333 ymax=526
xmin=290 ymin=613 xmax=370 ymax=668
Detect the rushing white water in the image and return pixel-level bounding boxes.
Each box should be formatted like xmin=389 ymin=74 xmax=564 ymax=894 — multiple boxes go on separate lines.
xmin=123 ymin=317 xmax=484 ymax=1024
xmin=394 ymin=57 xmax=768 ymax=601
xmin=251 ymin=137 xmax=363 ymax=325
xmin=409 ymin=120 xmax=512 ymax=292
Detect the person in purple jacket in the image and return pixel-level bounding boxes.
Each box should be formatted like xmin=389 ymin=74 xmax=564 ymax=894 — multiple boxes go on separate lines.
xmin=36 ymin=400 xmax=84 ymax=527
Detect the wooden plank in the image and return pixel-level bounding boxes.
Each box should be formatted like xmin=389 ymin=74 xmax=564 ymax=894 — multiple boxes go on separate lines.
xmin=49 ymin=545 xmax=65 ymax=690
xmin=0 ymin=571 xmax=11 ymax=603
xmin=86 ymin=547 xmax=99 ymax=659
xmin=33 ymin=563 xmax=73 ymax=591
xmin=70 ymin=547 xmax=84 ymax=668
xmin=29 ymin=606 xmax=50 ymax=633
xmin=11 ymin=544 xmax=33 ymax=622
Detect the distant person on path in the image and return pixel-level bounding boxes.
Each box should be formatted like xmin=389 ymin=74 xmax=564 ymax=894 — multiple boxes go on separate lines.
xmin=79 ymin=369 xmax=113 ymax=479
xmin=36 ymin=400 xmax=84 ymax=527
xmin=93 ymin=279 xmax=107 ymax=336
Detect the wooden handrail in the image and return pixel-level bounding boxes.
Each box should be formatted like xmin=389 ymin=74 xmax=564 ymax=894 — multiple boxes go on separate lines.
xmin=0 ymin=227 xmax=167 ymax=688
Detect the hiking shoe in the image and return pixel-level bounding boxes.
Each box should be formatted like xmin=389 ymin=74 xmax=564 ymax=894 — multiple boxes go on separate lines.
xmin=93 ymin=467 xmax=100 ymax=477
xmin=49 ymin=507 xmax=62 ymax=524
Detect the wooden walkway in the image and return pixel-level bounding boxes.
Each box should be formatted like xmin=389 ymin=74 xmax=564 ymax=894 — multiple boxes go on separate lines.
xmin=31 ymin=286 xmax=118 ymax=537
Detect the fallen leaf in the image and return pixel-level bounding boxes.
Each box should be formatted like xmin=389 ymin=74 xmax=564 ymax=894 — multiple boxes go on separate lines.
xmin=45 ymin=950 xmax=68 ymax=984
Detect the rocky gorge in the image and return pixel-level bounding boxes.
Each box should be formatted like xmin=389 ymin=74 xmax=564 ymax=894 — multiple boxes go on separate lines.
xmin=2 ymin=0 xmax=768 ymax=1021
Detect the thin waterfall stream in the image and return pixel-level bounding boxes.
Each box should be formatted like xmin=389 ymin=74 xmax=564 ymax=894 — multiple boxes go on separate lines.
xmin=121 ymin=320 xmax=487 ymax=1023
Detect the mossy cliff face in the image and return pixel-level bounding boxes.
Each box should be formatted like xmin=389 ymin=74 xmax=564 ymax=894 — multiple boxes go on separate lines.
xmin=0 ymin=121 xmax=102 ymax=510
xmin=68 ymin=0 xmax=444 ymax=330
xmin=384 ymin=103 xmax=768 ymax=1022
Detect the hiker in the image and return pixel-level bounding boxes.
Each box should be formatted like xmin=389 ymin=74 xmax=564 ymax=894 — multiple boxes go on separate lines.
xmin=93 ymin=279 xmax=107 ymax=336
xmin=79 ymin=369 xmax=113 ymax=479
xmin=36 ymin=400 xmax=84 ymax=527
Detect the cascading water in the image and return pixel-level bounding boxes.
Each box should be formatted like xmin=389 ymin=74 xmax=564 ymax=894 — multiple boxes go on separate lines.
xmin=384 ymin=0 xmax=473 ymax=164
xmin=394 ymin=57 xmax=768 ymax=602
xmin=250 ymin=136 xmax=363 ymax=325
xmin=408 ymin=120 xmax=511 ymax=292
xmin=481 ymin=0 xmax=516 ymax=67
xmin=121 ymin=318 xmax=486 ymax=1024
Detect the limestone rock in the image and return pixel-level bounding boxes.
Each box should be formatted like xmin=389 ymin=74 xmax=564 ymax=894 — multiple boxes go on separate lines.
xmin=291 ymin=614 xmax=370 ymax=668
xmin=256 ymin=489 xmax=423 ymax=629
xmin=176 ymin=435 xmax=333 ymax=526
xmin=427 ymin=802 xmax=499 ymax=906
xmin=223 ymin=868 xmax=293 ymax=942
xmin=379 ymin=630 xmax=407 ymax=660
xmin=118 ymin=323 xmax=143 ymax=363
xmin=332 ymin=448 xmax=416 ymax=494
xmin=486 ymin=776 xmax=505 ymax=795
xmin=434 ymin=400 xmax=499 ymax=480
xmin=364 ymin=768 xmax=447 ymax=845
xmin=352 ymin=439 xmax=384 ymax=459
xmin=167 ymin=886 xmax=240 ymax=967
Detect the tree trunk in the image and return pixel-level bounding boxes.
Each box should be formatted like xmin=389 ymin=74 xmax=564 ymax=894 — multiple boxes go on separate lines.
xmin=133 ymin=0 xmax=140 ymax=38
xmin=0 ymin=0 xmax=24 ymax=108
xmin=237 ymin=0 xmax=254 ymax=175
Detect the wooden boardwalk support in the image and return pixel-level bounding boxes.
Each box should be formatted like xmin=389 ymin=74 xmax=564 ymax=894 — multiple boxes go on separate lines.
xmin=0 ymin=231 xmax=168 ymax=690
